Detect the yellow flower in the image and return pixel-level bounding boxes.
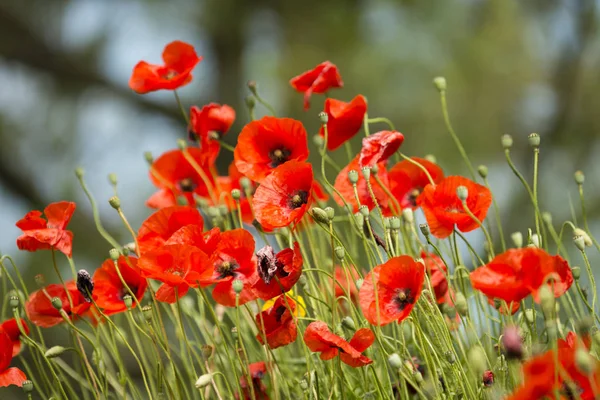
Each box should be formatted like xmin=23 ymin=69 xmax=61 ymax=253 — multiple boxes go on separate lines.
xmin=261 ymin=289 xmax=306 ymax=317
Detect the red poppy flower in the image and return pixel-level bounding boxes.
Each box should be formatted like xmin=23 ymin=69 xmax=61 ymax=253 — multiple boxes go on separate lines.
xmin=303 ymin=321 xmax=374 ymax=367
xmin=189 ymin=103 xmax=235 ymax=140
xmin=470 ymin=248 xmax=573 ymax=306
xmin=318 ymin=95 xmax=367 ymax=151
xmin=561 ymin=331 xmax=592 ymax=351
xmin=93 ymin=256 xmax=148 ymax=315
xmin=388 ymin=157 xmax=445 ymax=210
xmin=25 ymin=282 xmax=91 ymax=328
xmin=239 ymin=362 xmax=269 ymax=400
xmin=421 ymin=252 xmax=449 ymax=304
xmin=253 ymin=161 xmax=313 ymax=231
xmin=138 ymin=244 xmax=210 ymax=303
xmin=359 ymin=256 xmax=425 ymax=326
xmin=129 ymin=41 xmax=201 ymax=94
xmin=255 ymin=295 xmax=297 ymax=349
xmin=334 ymin=155 xmax=389 ymax=214
xmin=146 ymin=149 xmax=217 ymax=209
xmin=16 ymin=201 xmax=76 ymax=258
xmin=251 ymin=243 xmax=302 ymax=301
xmin=417 ymin=176 xmax=492 ymax=239
xmin=234 ymin=117 xmax=309 ymax=183
xmin=138 ymin=206 xmax=204 ymax=255
xmin=332 ymin=266 xmax=360 ymax=303
xmin=289 ymin=61 xmax=343 ymax=110
xmin=359 ymin=131 xmax=405 ymax=168
xmin=0 ymin=331 xmax=26 ymax=388
xmin=0 ymin=319 xmax=28 ymax=357
xmin=204 ymin=229 xmax=258 ymax=307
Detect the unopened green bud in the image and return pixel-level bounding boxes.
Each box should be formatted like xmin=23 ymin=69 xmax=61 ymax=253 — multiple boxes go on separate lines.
xmin=468 ymin=346 xmax=488 ymax=375
xmin=454 ymin=292 xmax=468 ymax=317
xmin=75 ymin=167 xmax=85 ymax=179
xmin=324 ymin=207 xmax=335 ymax=220
xmin=319 ymin=112 xmax=328 ymax=124
xmin=456 ymin=186 xmax=468 ymax=202
xmin=22 ymin=380 xmax=33 ymax=393
xmin=528 ymin=133 xmax=540 ymax=149
xmin=574 ymin=235 xmax=586 ymax=252
xmin=341 ymin=317 xmax=356 ymax=331
xmin=388 ymin=353 xmax=403 ymax=369
xmin=511 ymin=232 xmax=523 ymax=248
xmin=247 ymin=80 xmax=258 ymax=94
xmin=355 ymin=279 xmax=363 ymax=291
xmin=195 ymin=373 xmax=214 ymax=389
xmin=477 ymin=165 xmax=488 ymax=179
xmin=334 ymin=247 xmax=345 ymax=261
xmin=501 ymin=134 xmax=513 ymax=150
xmin=109 ymin=248 xmax=120 ymax=261
xmin=348 ymin=170 xmax=359 ymax=184
xmin=108 ymin=196 xmax=121 ymax=210
xmin=419 ymin=224 xmax=430 ymax=237
xmin=144 ymin=151 xmax=154 ymax=165
xmin=232 ymin=279 xmax=244 ymax=294
xmin=359 ymin=206 xmax=369 ymax=217
xmin=123 ymin=295 xmax=133 ymax=310
xmin=361 ymin=167 xmax=371 ymax=180
xmin=574 ymin=229 xmax=592 ymax=247
xmin=402 ymin=208 xmax=414 ymax=223
xmin=45 ymin=346 xmax=66 ymax=358
xmin=414 ymin=371 xmax=424 ymax=384
xmin=433 ymin=77 xmax=447 ymax=92
xmin=445 ymin=351 xmax=456 ymax=364
xmin=207 ymin=206 xmax=219 ymax=218
xmin=539 ymin=284 xmax=554 ymax=318
xmin=530 ymin=234 xmax=541 ymax=248
xmin=231 ymin=189 xmax=241 ymax=200
xmin=572 ymin=266 xmax=581 ymax=280
xmin=575 ymin=348 xmax=595 ymax=375
xmin=574 ymin=170 xmax=585 ymax=185
xmin=311 ymin=207 xmax=330 ymax=223
xmin=176 ymin=139 xmax=187 ymax=151
xmin=108 ymin=173 xmax=118 ymax=186
xmin=239 ymin=177 xmax=252 ymax=191
xmin=142 ymin=305 xmax=153 ymax=322
xmin=51 ymin=297 xmax=62 ymax=311
xmin=9 ymin=295 xmax=19 ymax=309
xmin=370 ymin=163 xmax=378 ymax=174
xmin=424 ymin=154 xmax=437 ymax=164
xmin=525 ymin=309 xmax=535 ymax=324
xmin=313 ymin=134 xmax=324 ymax=148
xmin=245 ymin=95 xmax=256 ymax=109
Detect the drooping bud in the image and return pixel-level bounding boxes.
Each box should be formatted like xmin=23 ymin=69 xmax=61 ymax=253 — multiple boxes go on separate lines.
xmin=456 ymin=186 xmax=468 ymax=202
xmin=232 ymin=279 xmax=244 ymax=294
xmin=195 ymin=373 xmax=214 ymax=389
xmin=574 ymin=170 xmax=585 ymax=185
xmin=419 ymin=224 xmax=430 ymax=237
xmin=341 ymin=317 xmax=356 ymax=331
xmin=239 ymin=177 xmax=252 ymax=191
xmin=528 ymin=133 xmax=540 ymax=149
xmin=108 ymin=196 xmax=121 ymax=210
xmin=501 ymin=326 xmax=523 ymax=360
xmin=539 ymin=284 xmax=555 ymax=319
xmin=51 ymin=297 xmax=62 ymax=311
xmin=511 ymin=232 xmax=523 ymax=248
xmin=388 ymin=353 xmax=403 ymax=369
xmin=348 ymin=170 xmax=359 ymax=184
xmin=574 ymin=228 xmax=592 ymax=247
xmin=501 ymin=134 xmax=513 ymax=150
xmin=45 ymin=346 xmax=66 ymax=358
xmin=573 ymin=235 xmax=586 ymax=252
xmin=334 ymin=247 xmax=345 ymax=261
xmin=433 ymin=77 xmax=447 ymax=92
xmin=454 ymin=292 xmax=468 ymax=317
xmin=477 ymin=165 xmax=488 ymax=179
xmin=311 ymin=207 xmax=330 ymax=224
xmin=76 ymin=269 xmax=94 ymax=303
xmin=424 ymin=154 xmax=437 ymax=164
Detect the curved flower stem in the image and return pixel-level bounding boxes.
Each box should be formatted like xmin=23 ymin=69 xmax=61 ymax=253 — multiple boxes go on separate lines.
xmin=173 ymin=90 xmax=189 ymax=125
xmin=398 ymin=152 xmax=435 ymax=186
xmin=367 ymin=117 xmax=395 ymax=131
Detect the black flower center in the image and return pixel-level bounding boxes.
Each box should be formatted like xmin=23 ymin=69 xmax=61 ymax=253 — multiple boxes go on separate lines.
xmin=407 ymin=188 xmax=422 ymax=207
xmin=288 ymin=191 xmax=308 ymax=209
xmin=216 ymin=261 xmax=239 ymax=279
xmin=269 ymin=147 xmax=291 ymax=168
xmin=274 ymin=305 xmax=287 ymax=323
xmin=393 ymin=288 xmax=415 ymax=311
xmin=178 ymin=178 xmax=197 ymax=192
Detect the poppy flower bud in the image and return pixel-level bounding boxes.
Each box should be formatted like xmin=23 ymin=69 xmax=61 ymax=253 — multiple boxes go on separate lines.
xmin=361 ymin=167 xmax=371 ymax=180
xmin=245 ymin=95 xmax=256 ymax=109
xmin=207 ymin=207 xmax=219 ymax=218
xmin=573 ymin=235 xmax=587 ymax=252
xmin=51 ymin=297 xmax=63 ymax=311
xmin=575 ymin=348 xmax=595 ymax=375
xmin=530 ymin=233 xmax=541 ymax=248
xmin=572 ymin=266 xmax=581 ymax=280
xmin=9 ymin=295 xmax=19 ymax=309
xmin=424 ymin=154 xmax=437 ymax=164
xmin=334 ymin=246 xmax=345 ymax=261
xmin=230 ymin=189 xmax=241 ymax=201
xmin=419 ymin=223 xmax=430 ymax=237
xmin=370 ymin=163 xmax=379 ymax=174
xmin=123 ymin=295 xmax=133 ymax=310
xmin=574 ymin=228 xmax=592 ymax=247
xmin=34 ymin=274 xmax=46 ymax=287
xmin=142 ymin=305 xmax=153 ymax=322
xmin=341 ymin=317 xmax=356 ymax=331
xmin=318 ymin=111 xmax=328 ymax=124
xmin=501 ymin=134 xmax=513 ymax=149
xmin=311 ymin=207 xmax=330 ymax=224
xmin=324 ymin=207 xmax=335 ymax=220
xmin=312 ymin=135 xmax=325 ymax=148
xmin=22 ymin=380 xmax=33 ymax=393
xmin=528 ymin=133 xmax=540 ymax=149
xmin=477 ymin=165 xmax=488 ymax=179
xmin=232 ymin=279 xmax=244 ymax=294
xmin=414 ymin=371 xmax=424 ymax=384
xmin=468 ymin=346 xmax=488 ymax=375
xmin=482 ymin=370 xmax=494 ymax=387
xmin=359 ymin=206 xmax=369 ymax=218
xmin=510 ymin=232 xmax=523 ymax=248
xmin=195 ymin=373 xmax=214 ymax=389
xmin=501 ymin=326 xmax=523 ymax=360
xmin=77 ymin=269 xmax=94 ymax=303
xmin=348 ymin=170 xmax=359 ymax=184
xmin=525 ymin=309 xmax=535 ymax=324
xmin=574 ymin=170 xmax=585 ymax=185
xmin=109 ymin=248 xmax=120 ymax=261
xmin=143 ymin=151 xmax=154 ymax=165
xmin=355 ymin=279 xmax=363 ymax=291
xmin=454 ymin=292 xmax=468 ymax=317
xmin=75 ymin=167 xmax=85 ymax=179
xmin=539 ymin=284 xmax=554 ymax=318
xmin=176 ymin=139 xmax=187 ymax=151
xmin=433 ymin=76 xmax=447 ymax=92
xmin=108 ymin=173 xmax=118 ymax=186
xmin=45 ymin=345 xmax=66 ymax=359
xmin=108 ymin=196 xmax=121 ymax=210
xmin=445 ymin=351 xmax=456 ymax=364
xmin=388 ymin=353 xmax=403 ymax=369
xmin=402 ymin=208 xmax=414 ymax=224
xmin=247 ymin=80 xmax=258 ymax=95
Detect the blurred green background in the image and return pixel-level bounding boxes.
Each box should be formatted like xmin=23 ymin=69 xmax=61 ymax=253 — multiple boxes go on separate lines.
xmin=1 ymin=0 xmax=599 ymax=394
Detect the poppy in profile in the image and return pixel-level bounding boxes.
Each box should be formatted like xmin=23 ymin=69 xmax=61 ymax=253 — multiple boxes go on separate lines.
xmin=417 ymin=176 xmax=492 ymax=239
xmin=234 ymin=117 xmax=309 ymax=183
xmin=421 ymin=252 xmax=449 ymax=304
xmin=137 ymin=206 xmax=204 ymax=255
xmin=16 ymin=201 xmax=76 ymax=258
xmin=255 ymin=295 xmax=297 ymax=349
xmin=189 ymin=103 xmax=235 ymax=141
xmin=359 ymin=130 xmax=405 ymax=168
xmin=253 ymin=161 xmax=314 ymax=231
xmin=290 ymin=61 xmax=343 ymax=110
xmin=0 ymin=331 xmax=26 ymax=388
xmin=359 ymin=256 xmax=425 ymax=326
xmin=388 ymin=157 xmax=444 ymax=210
xmin=25 ymin=282 xmax=91 ymax=328
xmin=139 ymin=244 xmax=210 ymax=303
xmin=252 ymin=243 xmax=302 ymax=300
xmin=93 ymin=256 xmax=148 ymax=315
xmin=129 ymin=41 xmax=201 ymax=94
xmin=146 ymin=148 xmax=216 ymax=209
xmin=334 ymin=155 xmax=389 ymax=213
xmin=304 ymin=321 xmax=374 ymax=367
xmin=205 ymin=229 xmax=258 ymax=307
xmin=239 ymin=361 xmax=269 ymax=400
xmin=0 ymin=319 xmax=28 ymax=357
xmin=470 ymin=248 xmax=573 ymax=306
xmin=319 ymin=95 xmax=367 ymax=151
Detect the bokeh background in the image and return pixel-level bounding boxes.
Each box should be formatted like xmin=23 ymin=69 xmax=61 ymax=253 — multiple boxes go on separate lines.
xmin=1 ymin=0 xmax=599 ymax=351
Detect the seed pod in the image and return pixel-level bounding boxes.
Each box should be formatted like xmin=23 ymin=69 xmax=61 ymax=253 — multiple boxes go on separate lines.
xmin=45 ymin=346 xmax=66 ymax=359
xmin=76 ymin=269 xmax=94 ymax=303
xmin=348 ymin=170 xmax=359 ymax=184
xmin=51 ymin=297 xmax=63 ymax=311
xmin=22 ymin=380 xmax=33 ymax=393
xmin=528 ymin=133 xmax=540 ymax=149
xmin=501 ymin=134 xmax=513 ymax=150
xmin=108 ymin=196 xmax=121 ymax=210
